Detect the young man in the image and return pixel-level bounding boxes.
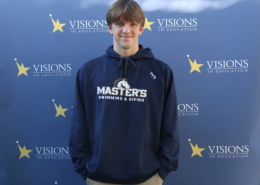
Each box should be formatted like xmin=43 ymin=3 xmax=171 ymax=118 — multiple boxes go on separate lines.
xmin=69 ymin=0 xmax=179 ymax=185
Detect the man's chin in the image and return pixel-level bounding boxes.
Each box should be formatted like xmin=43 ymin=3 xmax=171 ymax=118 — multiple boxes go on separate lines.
xmin=120 ymin=43 xmax=134 ymax=50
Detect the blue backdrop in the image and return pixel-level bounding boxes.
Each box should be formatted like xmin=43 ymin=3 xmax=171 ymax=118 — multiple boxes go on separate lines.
xmin=1 ymin=0 xmax=260 ymax=185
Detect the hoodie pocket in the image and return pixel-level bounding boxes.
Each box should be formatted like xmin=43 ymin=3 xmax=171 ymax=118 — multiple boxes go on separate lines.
xmin=143 ymin=137 xmax=155 ymax=168
xmin=89 ymin=132 xmax=157 ymax=176
xmin=87 ymin=137 xmax=100 ymax=169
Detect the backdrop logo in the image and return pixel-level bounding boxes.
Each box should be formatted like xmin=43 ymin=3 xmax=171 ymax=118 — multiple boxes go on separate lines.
xmin=207 ymin=59 xmax=249 ymax=74
xmin=16 ymin=141 xmax=70 ymax=160
xmin=144 ymin=18 xmax=154 ymax=31
xmin=16 ymin=58 xmax=30 ymax=76
xmin=33 ymin=63 xmax=71 ymax=77
xmin=187 ymin=55 xmax=203 ymax=73
xmin=69 ymin=19 xmax=108 ymax=33
xmin=52 ymin=99 xmax=68 ymax=118
xmin=188 ymin=139 xmax=205 ymax=157
xmin=186 ymin=55 xmax=249 ymax=74
xmin=15 ymin=58 xmax=72 ymax=77
xmin=50 ymin=14 xmax=66 ymax=33
xmin=178 ymin=103 xmax=199 ymax=116
xmin=208 ymin=145 xmax=249 ymax=158
xmin=188 ymin=139 xmax=249 ymax=159
xmin=35 ymin=147 xmax=70 ymax=159
xmin=158 ymin=18 xmax=197 ymax=32
xmin=17 ymin=141 xmax=32 ymax=159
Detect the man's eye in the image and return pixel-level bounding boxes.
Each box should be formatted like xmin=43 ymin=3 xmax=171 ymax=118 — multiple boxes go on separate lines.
xmin=117 ymin=23 xmax=122 ymax=26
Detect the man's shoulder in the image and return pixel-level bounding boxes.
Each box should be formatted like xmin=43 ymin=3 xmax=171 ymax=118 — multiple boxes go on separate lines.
xmin=144 ymin=56 xmax=172 ymax=72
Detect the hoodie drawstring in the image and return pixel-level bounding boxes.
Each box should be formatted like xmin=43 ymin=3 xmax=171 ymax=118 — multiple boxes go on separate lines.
xmin=117 ymin=57 xmax=136 ymax=78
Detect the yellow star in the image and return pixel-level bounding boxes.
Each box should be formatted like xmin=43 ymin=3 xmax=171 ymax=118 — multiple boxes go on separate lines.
xmin=18 ymin=144 xmax=32 ymax=159
xmin=51 ymin=18 xmax=66 ymax=33
xmin=54 ymin=103 xmax=68 ymax=117
xmin=143 ymin=17 xmax=154 ymax=31
xmin=188 ymin=58 xmax=204 ymax=73
xmin=190 ymin=142 xmax=205 ymax=157
xmin=16 ymin=62 xmax=30 ymax=76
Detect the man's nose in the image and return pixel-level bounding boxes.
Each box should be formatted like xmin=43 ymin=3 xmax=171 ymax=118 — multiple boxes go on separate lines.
xmin=122 ymin=24 xmax=131 ymax=33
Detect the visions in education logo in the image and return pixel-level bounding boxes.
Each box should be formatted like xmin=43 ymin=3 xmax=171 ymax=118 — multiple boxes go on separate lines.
xmin=178 ymin=103 xmax=199 ymax=116
xmin=17 ymin=141 xmax=32 ymax=159
xmin=157 ymin=18 xmax=197 ymax=32
xmin=186 ymin=55 xmax=249 ymax=74
xmin=16 ymin=59 xmax=30 ymax=77
xmin=187 ymin=55 xmax=203 ymax=73
xmin=15 ymin=58 xmax=72 ymax=77
xmin=16 ymin=141 xmax=70 ymax=160
xmin=208 ymin=145 xmax=249 ymax=159
xmin=188 ymin=139 xmax=249 ymax=159
xmin=52 ymin=99 xmax=68 ymax=118
xmin=50 ymin=14 xmax=66 ymax=33
xmin=143 ymin=18 xmax=154 ymax=31
xmin=207 ymin=59 xmax=249 ymax=74
xmin=188 ymin=139 xmax=205 ymax=157
xmin=50 ymin=14 xmax=154 ymax=33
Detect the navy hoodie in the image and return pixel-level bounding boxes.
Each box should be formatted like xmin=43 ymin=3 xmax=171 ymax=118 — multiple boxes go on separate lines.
xmin=69 ymin=45 xmax=179 ymax=184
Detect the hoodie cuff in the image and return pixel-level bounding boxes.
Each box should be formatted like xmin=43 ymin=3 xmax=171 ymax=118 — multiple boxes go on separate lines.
xmin=81 ymin=167 xmax=88 ymax=181
xmin=158 ymin=163 xmax=170 ymax=181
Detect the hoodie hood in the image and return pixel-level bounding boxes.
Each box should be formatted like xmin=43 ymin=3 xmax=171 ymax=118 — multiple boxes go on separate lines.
xmin=105 ymin=45 xmax=154 ymax=78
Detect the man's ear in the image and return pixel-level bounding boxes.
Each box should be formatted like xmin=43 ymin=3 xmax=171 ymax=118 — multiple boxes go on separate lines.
xmin=138 ymin=26 xmax=144 ymax=35
xmin=108 ymin=25 xmax=113 ymax=35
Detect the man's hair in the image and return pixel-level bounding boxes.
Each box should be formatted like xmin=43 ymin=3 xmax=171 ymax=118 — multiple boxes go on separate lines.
xmin=106 ymin=0 xmax=145 ymax=28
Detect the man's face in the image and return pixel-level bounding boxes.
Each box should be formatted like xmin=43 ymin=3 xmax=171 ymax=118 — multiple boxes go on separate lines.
xmin=108 ymin=17 xmax=144 ymax=51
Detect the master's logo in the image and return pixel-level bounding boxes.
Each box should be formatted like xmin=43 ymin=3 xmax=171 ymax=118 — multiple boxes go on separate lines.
xmin=188 ymin=139 xmax=249 ymax=159
xmin=113 ymin=78 xmax=131 ymax=89
xmin=178 ymin=103 xmax=199 ymax=116
xmin=157 ymin=18 xmax=197 ymax=32
xmin=16 ymin=141 xmax=70 ymax=160
xmin=15 ymin=58 xmax=72 ymax=77
xmin=97 ymin=78 xmax=147 ymax=102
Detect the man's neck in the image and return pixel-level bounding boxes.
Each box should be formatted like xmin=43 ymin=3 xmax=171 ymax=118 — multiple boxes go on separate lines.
xmin=113 ymin=44 xmax=139 ymax=57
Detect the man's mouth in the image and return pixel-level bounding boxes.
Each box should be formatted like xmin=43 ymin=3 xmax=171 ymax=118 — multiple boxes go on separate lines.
xmin=120 ymin=36 xmax=132 ymax=38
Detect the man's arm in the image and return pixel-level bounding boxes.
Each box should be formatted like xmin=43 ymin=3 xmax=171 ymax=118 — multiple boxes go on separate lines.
xmin=69 ymin=68 xmax=90 ymax=181
xmin=158 ymin=67 xmax=180 ymax=181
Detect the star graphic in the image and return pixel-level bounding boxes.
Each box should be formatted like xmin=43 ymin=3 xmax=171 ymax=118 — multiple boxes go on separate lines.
xmin=16 ymin=62 xmax=30 ymax=76
xmin=188 ymin=57 xmax=204 ymax=73
xmin=51 ymin=18 xmax=66 ymax=33
xmin=54 ymin=103 xmax=68 ymax=117
xmin=190 ymin=142 xmax=205 ymax=157
xmin=18 ymin=144 xmax=32 ymax=159
xmin=143 ymin=17 xmax=154 ymax=31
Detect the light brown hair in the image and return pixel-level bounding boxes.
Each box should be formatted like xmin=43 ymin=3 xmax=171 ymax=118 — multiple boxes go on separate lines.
xmin=106 ymin=0 xmax=145 ymax=28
